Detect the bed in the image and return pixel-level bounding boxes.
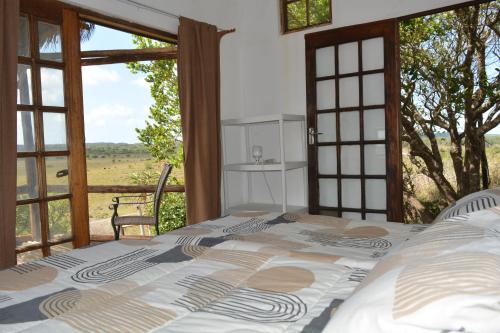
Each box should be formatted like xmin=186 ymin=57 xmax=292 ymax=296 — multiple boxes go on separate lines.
xmin=1 ymin=188 xmax=499 ymax=333
xmin=0 ymin=212 xmax=421 ymax=333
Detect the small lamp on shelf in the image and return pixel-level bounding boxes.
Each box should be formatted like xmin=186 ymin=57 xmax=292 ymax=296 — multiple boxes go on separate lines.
xmin=252 ymin=145 xmax=263 ymax=164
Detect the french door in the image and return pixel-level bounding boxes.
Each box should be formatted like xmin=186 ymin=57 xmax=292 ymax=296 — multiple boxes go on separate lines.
xmin=305 ymin=19 xmax=403 ymax=222
xmin=16 ymin=1 xmax=89 ymax=262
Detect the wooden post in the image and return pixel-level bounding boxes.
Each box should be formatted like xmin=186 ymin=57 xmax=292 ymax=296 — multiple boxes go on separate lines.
xmin=62 ymin=9 xmax=90 ymax=248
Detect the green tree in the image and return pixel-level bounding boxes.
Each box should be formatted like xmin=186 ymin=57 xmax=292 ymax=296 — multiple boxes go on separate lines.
xmin=127 ymin=37 xmax=183 ymax=168
xmin=400 ymin=3 xmax=499 ymax=220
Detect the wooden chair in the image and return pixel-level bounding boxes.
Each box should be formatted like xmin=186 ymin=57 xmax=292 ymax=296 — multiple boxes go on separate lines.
xmin=110 ymin=164 xmax=173 ymax=240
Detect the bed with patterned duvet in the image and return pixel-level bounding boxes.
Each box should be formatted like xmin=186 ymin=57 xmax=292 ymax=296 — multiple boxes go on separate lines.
xmin=0 ymin=189 xmax=499 ymax=333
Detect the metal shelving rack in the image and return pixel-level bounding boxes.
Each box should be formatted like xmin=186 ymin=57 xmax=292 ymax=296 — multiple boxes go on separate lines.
xmin=221 ymin=114 xmax=308 ymax=214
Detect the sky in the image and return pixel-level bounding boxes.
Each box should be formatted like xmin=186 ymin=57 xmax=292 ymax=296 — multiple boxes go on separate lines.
xmin=81 ymin=25 xmax=154 ymax=144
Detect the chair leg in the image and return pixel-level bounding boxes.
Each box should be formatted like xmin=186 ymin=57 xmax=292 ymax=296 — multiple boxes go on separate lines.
xmin=113 ymin=225 xmax=120 ymax=241
xmin=155 ymin=224 xmax=160 ymax=236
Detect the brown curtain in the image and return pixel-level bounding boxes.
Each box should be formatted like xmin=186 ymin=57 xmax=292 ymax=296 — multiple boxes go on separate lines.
xmin=0 ymin=0 xmax=19 ymax=269
xmin=178 ymin=17 xmax=221 ymax=225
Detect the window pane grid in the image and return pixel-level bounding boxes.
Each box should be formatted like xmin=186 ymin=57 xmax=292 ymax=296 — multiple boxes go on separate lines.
xmin=16 ymin=13 xmax=72 ymax=259
xmin=315 ymin=39 xmax=388 ymax=218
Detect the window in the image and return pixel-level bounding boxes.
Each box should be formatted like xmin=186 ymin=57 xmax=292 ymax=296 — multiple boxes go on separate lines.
xmin=281 ymin=0 xmax=332 ymax=33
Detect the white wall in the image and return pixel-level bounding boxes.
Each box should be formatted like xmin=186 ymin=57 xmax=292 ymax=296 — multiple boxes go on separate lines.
xmin=63 ymin=0 xmax=470 ymax=210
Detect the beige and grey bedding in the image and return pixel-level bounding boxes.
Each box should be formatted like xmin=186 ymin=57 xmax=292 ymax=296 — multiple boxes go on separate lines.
xmin=0 ymin=212 xmax=422 ymax=333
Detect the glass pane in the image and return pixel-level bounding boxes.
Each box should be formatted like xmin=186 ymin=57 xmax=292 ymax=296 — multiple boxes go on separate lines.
xmin=317 ymin=80 xmax=336 ymax=110
xmin=38 ymin=21 xmax=63 ymax=62
xmin=363 ymin=73 xmax=385 ymax=106
xmin=340 ymin=111 xmax=359 ymax=141
xmin=366 ymin=179 xmax=386 ymax=209
xmin=362 ymin=37 xmax=384 ymax=71
xmin=17 ymin=111 xmax=36 ymax=152
xmin=317 ymin=113 xmax=336 ymax=142
xmin=364 ymin=144 xmax=386 ymax=175
xmin=341 ymin=179 xmax=361 ymax=208
xmin=17 ymin=158 xmax=38 ymax=200
xmin=287 ymin=0 xmax=307 ymax=30
xmin=341 ymin=145 xmax=360 ymax=175
xmin=17 ymin=64 xmax=33 ymax=105
xmin=48 ymin=199 xmax=72 ymax=241
xmin=51 ymin=242 xmax=74 ymax=255
xmin=319 ymin=178 xmax=337 ymax=207
xmin=364 ymin=109 xmax=385 ymax=140
xmin=43 ymin=113 xmax=67 ymax=151
xmin=310 ymin=0 xmax=330 ymax=25
xmin=366 ymin=213 xmax=387 ymax=222
xmin=40 ymin=67 xmax=65 ymax=107
xmin=339 ymin=77 xmax=359 ymax=108
xmin=16 ymin=203 xmax=41 ymax=248
xmin=316 ymin=46 xmax=335 ymax=77
xmin=45 ymin=156 xmax=69 ymax=196
xmin=17 ymin=249 xmax=43 ymax=265
xmin=18 ymin=16 xmax=30 ymax=57
xmin=318 ymin=146 xmax=337 ymax=174
xmin=338 ymin=42 xmax=358 ymax=75
xmin=342 ymin=212 xmax=362 ymax=220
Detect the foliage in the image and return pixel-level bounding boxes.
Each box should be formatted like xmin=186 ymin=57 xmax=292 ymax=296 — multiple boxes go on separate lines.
xmin=286 ymin=0 xmax=330 ymax=30
xmin=130 ymin=166 xmax=186 ymax=232
xmin=400 ymin=3 xmax=499 ymax=219
xmin=127 ymin=38 xmax=183 ymax=168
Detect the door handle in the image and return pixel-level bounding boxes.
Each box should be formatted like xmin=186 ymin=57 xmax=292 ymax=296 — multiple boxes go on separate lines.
xmin=308 ymin=127 xmax=323 ymax=145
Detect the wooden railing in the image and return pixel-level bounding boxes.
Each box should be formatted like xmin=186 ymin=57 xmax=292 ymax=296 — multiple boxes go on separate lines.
xmin=87 ymin=184 xmax=185 ymax=194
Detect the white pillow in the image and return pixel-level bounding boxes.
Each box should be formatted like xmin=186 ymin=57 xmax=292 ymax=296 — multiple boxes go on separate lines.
xmin=323 ymin=206 xmax=500 ymax=333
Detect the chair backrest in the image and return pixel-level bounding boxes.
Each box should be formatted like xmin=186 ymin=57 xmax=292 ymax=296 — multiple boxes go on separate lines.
xmin=153 ymin=164 xmax=173 ymax=225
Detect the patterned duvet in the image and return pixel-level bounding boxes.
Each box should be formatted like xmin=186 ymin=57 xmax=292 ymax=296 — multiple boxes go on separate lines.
xmin=0 ymin=212 xmax=424 ymax=333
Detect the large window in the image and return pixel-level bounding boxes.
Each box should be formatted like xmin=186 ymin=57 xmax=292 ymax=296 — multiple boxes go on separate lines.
xmin=281 ymin=0 xmax=332 ymax=33
xmin=16 ymin=13 xmax=73 ymax=262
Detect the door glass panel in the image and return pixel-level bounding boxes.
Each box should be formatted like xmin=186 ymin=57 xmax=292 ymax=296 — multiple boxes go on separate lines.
xmin=317 ymin=80 xmax=336 ymax=110
xmin=51 ymin=242 xmax=74 ymax=255
xmin=40 ymin=67 xmax=65 ymax=107
xmin=316 ymin=46 xmax=335 ymax=77
xmin=366 ymin=213 xmax=387 ymax=222
xmin=341 ymin=145 xmax=360 ymax=175
xmin=364 ymin=144 xmax=386 ymax=175
xmin=17 ymin=249 xmax=43 ymax=265
xmin=16 ymin=203 xmax=41 ymax=247
xmin=17 ymin=158 xmax=38 ymax=200
xmin=366 ymin=179 xmax=386 ymax=209
xmin=38 ymin=21 xmax=63 ymax=62
xmin=45 ymin=156 xmax=69 ymax=196
xmin=319 ymin=178 xmax=337 ymax=207
xmin=338 ymin=42 xmax=358 ymax=74
xmin=363 ymin=73 xmax=385 ymax=105
xmin=343 ymin=212 xmax=362 ymax=220
xmin=362 ymin=37 xmax=384 ymax=71
xmin=17 ymin=64 xmax=33 ymax=105
xmin=43 ymin=113 xmax=67 ymax=151
xmin=340 ymin=111 xmax=359 ymax=141
xmin=317 ymin=113 xmax=336 ymax=142
xmin=18 ymin=16 xmax=30 ymax=57
xmin=318 ymin=146 xmax=337 ymax=174
xmin=17 ymin=112 xmax=36 ymax=152
xmin=364 ymin=109 xmax=385 ymax=140
xmin=339 ymin=77 xmax=358 ymax=107
xmin=48 ymin=199 xmax=71 ymax=241
xmin=341 ymin=179 xmax=361 ymax=208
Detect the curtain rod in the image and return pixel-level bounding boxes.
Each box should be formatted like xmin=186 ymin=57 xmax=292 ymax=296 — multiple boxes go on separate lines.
xmin=114 ymin=0 xmax=234 ymax=32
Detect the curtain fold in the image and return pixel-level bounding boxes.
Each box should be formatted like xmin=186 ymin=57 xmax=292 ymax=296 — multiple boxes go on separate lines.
xmin=178 ymin=17 xmax=222 ymax=225
xmin=0 ymin=0 xmax=19 ymax=269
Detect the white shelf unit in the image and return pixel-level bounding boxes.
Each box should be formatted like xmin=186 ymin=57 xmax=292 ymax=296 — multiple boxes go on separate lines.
xmin=221 ymin=114 xmax=308 ymax=214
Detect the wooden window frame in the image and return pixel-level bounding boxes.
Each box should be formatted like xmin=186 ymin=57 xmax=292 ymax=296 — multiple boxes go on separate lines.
xmin=281 ymin=0 xmax=333 ymax=34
